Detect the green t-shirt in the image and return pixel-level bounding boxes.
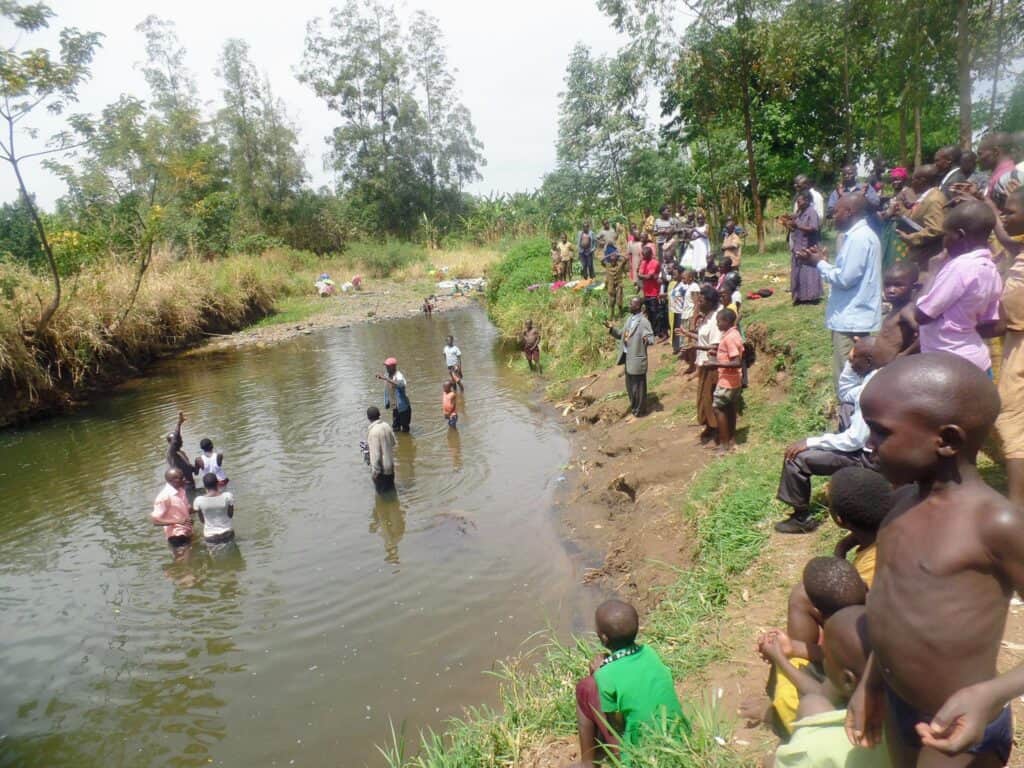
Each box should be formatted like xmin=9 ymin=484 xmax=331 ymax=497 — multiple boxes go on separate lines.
xmin=593 ymin=644 xmax=685 ymax=749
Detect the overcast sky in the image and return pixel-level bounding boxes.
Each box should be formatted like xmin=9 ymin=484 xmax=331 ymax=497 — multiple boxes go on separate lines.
xmin=2 ymin=0 xmax=639 ymax=208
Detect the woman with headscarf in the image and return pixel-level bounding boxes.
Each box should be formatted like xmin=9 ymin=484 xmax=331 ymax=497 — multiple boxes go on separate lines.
xmin=879 ymin=166 xmax=918 ymax=271
xmin=786 ymin=191 xmax=823 ymax=304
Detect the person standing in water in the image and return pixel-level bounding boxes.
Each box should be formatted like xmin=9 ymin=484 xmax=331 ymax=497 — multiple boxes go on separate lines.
xmin=377 ymin=357 xmax=412 ymax=432
xmin=165 ymin=411 xmax=197 ymax=501
xmin=443 ymin=335 xmax=464 ymax=391
xmin=366 ymin=406 xmax=397 ymax=493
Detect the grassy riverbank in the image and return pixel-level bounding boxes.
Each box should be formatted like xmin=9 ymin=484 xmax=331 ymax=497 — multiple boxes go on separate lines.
xmin=0 ymin=242 xmax=500 ymax=426
xmin=380 ymin=242 xmax=835 ymax=766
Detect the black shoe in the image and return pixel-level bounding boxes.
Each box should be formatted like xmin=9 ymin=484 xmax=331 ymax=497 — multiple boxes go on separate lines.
xmin=774 ymin=515 xmax=821 ymax=534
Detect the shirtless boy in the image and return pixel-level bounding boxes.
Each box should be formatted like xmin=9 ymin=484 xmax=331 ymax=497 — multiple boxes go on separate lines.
xmin=873 ymin=261 xmax=921 ymax=366
xmin=848 ymin=352 xmax=1024 ymax=766
xmin=522 ymin=320 xmax=541 ymax=372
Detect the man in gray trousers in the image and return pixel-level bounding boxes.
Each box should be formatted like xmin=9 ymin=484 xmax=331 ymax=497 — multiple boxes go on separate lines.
xmin=605 ymin=297 xmax=655 ymax=418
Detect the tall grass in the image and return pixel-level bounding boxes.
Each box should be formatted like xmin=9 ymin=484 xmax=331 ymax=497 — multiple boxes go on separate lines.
xmin=378 ymin=242 xmax=834 ymax=766
xmin=486 ymin=237 xmax=615 ymax=381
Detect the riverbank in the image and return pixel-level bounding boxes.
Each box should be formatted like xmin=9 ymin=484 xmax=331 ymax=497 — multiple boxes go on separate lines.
xmin=378 ymin=240 xmax=831 ymax=766
xmin=0 ymin=243 xmax=498 ymax=426
xmin=390 ymin=239 xmax=1024 ymax=768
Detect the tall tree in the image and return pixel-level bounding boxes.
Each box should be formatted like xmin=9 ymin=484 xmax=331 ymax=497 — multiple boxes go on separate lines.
xmin=299 ymin=1 xmax=483 ymax=237
xmin=0 ymin=0 xmax=101 ymax=335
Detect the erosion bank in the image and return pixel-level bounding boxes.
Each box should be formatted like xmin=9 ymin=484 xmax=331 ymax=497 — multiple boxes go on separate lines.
xmin=0 ymin=243 xmax=496 ymax=427
xmin=378 ymin=240 xmax=835 ymax=766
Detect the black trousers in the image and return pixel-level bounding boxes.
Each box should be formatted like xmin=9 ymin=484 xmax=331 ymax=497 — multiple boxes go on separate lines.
xmin=644 ymin=297 xmax=667 ymax=336
xmin=579 ymin=250 xmax=595 ymax=279
xmin=777 ymin=448 xmax=876 ymax=514
xmin=392 ymin=407 xmax=412 ymax=432
xmin=373 ymin=472 xmax=395 ymax=493
xmin=625 ymin=372 xmax=647 ymax=416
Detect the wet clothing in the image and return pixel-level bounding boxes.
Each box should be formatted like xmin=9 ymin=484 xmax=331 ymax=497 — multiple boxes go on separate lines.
xmin=152 ymin=482 xmax=193 ymax=541
xmin=193 ymin=491 xmax=234 ymax=540
xmin=198 ymin=451 xmax=227 ymax=484
xmin=384 ymin=370 xmax=411 ymax=431
xmin=166 ymin=434 xmax=196 ymax=491
xmin=367 ymin=419 xmax=396 ymax=476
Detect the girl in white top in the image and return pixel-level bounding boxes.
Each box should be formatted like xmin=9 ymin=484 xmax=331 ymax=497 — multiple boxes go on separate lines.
xmin=196 ymin=438 xmax=228 ymax=486
xmin=193 ymin=473 xmax=235 ymax=543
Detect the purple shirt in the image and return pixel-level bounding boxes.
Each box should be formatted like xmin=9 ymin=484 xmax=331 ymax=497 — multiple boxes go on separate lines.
xmin=916 ymin=248 xmax=1002 ymax=370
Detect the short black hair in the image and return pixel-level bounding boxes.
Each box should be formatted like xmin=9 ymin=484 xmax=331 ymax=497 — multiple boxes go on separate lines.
xmin=829 ymin=467 xmax=893 ymax=530
xmin=885 ymin=260 xmax=920 ymax=284
xmin=595 ymin=599 xmax=639 ymax=647
xmin=367 ymin=406 xmax=381 ymax=421
xmin=803 ymin=556 xmax=867 ymax=618
xmin=200 ymin=438 xmax=213 ymax=452
xmin=699 ymin=284 xmax=719 ymax=306
xmin=718 ymin=308 xmax=737 ymax=326
xmin=936 ymin=144 xmax=962 ymax=164
xmin=945 ymin=199 xmax=996 ymax=240
xmin=203 ymin=472 xmax=219 ymax=490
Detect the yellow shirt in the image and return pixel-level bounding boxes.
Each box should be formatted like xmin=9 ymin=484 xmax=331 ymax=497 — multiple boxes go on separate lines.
xmin=852 ymin=544 xmax=876 ymax=588
xmin=771 ymin=658 xmax=817 ymax=734
xmin=558 ymin=242 xmax=575 ymax=262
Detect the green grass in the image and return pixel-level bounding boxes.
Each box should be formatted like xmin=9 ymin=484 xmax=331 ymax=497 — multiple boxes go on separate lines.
xmin=252 ymin=295 xmax=324 ymax=327
xmin=380 ymin=241 xmax=838 ymax=766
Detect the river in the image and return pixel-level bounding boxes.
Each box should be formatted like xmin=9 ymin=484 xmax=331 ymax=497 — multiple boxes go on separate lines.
xmin=0 ymin=306 xmax=600 ymax=767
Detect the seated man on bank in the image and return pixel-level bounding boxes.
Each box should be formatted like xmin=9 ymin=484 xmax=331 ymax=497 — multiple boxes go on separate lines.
xmin=774 ymin=337 xmax=880 ymax=533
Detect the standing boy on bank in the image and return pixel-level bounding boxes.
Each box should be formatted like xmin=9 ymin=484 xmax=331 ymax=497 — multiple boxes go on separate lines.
xmin=847 ymin=353 xmax=1024 ymax=766
xmin=704 ymin=308 xmax=744 ymax=454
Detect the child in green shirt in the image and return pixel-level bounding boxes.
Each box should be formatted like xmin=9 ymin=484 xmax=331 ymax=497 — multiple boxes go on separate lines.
xmin=571 ymin=600 xmax=685 ymax=767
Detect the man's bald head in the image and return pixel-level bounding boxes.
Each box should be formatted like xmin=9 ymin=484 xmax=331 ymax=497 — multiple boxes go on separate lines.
xmin=595 ymin=599 xmax=639 ymax=649
xmin=834 ymin=193 xmax=867 ymax=231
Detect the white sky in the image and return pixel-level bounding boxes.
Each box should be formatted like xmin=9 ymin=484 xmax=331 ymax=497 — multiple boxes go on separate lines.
xmin=2 ymin=0 xmax=637 ymax=208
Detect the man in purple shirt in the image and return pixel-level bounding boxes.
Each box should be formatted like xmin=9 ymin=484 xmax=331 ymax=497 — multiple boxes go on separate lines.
xmin=915 ymin=201 xmax=1001 ymax=373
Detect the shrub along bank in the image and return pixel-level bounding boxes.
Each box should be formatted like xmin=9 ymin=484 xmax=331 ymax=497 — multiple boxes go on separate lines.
xmin=0 ymin=241 xmax=499 ymax=426
xmin=377 ymin=242 xmax=834 ymax=766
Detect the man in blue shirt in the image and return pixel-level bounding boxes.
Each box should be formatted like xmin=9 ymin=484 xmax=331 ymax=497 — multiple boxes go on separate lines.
xmin=377 ymin=357 xmax=412 ymax=432
xmin=799 ymin=194 xmax=882 ymax=392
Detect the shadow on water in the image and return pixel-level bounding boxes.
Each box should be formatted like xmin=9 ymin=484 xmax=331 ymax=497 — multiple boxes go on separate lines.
xmin=0 ymin=306 xmax=603 ymax=768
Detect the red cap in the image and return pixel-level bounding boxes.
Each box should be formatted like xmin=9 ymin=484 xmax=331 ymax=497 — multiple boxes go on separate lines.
xmin=384 ymin=357 xmax=398 ymax=366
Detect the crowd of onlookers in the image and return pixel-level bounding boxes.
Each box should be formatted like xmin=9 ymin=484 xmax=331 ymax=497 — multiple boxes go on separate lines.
xmin=562 ymin=129 xmax=1024 ymax=768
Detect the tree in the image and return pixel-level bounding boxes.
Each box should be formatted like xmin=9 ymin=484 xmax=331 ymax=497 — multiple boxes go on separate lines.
xmin=555 ymin=44 xmax=652 ymax=216
xmin=0 ymin=1 xmax=101 ymax=335
xmin=299 ymin=1 xmax=483 ymax=238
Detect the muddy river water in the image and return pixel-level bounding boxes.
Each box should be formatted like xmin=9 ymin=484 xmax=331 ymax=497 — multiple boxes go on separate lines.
xmin=0 ymin=306 xmax=600 ymax=767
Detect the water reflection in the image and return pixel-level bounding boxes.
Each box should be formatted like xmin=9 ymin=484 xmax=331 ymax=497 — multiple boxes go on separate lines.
xmin=370 ymin=492 xmax=406 ymax=565
xmin=0 ymin=307 xmax=599 ymax=768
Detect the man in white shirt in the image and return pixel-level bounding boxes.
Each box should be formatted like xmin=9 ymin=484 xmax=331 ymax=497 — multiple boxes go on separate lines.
xmin=774 ymin=339 xmax=879 ymax=533
xmin=443 ymin=335 xmax=463 ymax=391
xmin=366 ymin=406 xmax=397 ymax=493
xmin=193 ymin=472 xmax=235 ymax=543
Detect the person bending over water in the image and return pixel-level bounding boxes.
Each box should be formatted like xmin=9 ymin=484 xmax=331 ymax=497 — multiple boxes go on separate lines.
xmin=151 ymin=468 xmax=193 ymax=551
xmin=848 ymin=353 xmax=1024 ymax=766
xmin=193 ymin=472 xmax=235 ymax=544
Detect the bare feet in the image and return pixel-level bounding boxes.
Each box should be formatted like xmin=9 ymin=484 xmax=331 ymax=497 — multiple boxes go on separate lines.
xmin=739 ymin=695 xmax=769 ymax=726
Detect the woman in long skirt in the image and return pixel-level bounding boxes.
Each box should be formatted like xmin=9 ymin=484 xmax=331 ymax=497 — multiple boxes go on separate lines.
xmin=787 ymin=191 xmax=822 ymax=304
xmin=690 ymin=285 xmax=723 ymax=443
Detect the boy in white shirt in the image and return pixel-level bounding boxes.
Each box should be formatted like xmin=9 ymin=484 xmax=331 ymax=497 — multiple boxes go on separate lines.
xmin=443 ymin=335 xmax=464 ymax=391
xmin=193 ymin=473 xmax=235 ymax=544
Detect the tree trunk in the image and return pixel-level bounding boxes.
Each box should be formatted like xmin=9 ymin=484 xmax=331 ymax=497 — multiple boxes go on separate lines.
xmin=914 ymin=101 xmax=923 ymax=168
xmin=898 ymin=102 xmax=908 ymax=167
xmin=9 ymin=157 xmax=61 ymax=337
xmin=956 ymin=0 xmax=972 ymax=148
xmin=989 ymin=0 xmax=1005 ymax=130
xmin=736 ymin=0 xmax=764 ymax=253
